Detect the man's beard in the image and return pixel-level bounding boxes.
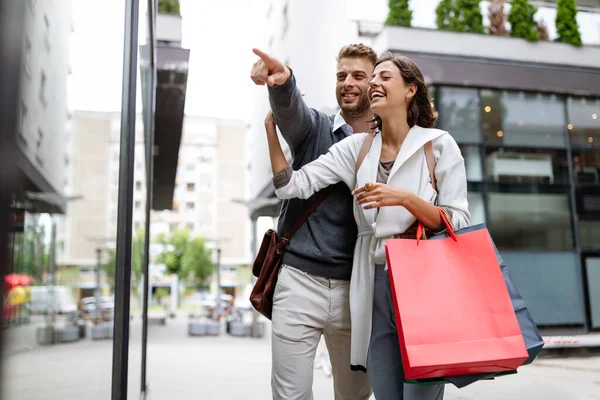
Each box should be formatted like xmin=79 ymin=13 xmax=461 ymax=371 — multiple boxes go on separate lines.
xmin=337 ymin=92 xmax=370 ymax=117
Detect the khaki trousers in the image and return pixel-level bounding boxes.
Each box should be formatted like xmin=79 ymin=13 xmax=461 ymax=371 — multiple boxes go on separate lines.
xmin=271 ymin=264 xmax=372 ymax=400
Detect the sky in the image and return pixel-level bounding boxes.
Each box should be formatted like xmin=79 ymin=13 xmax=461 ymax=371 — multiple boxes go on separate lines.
xmin=67 ymin=0 xmax=600 ymax=122
xmin=68 ymin=0 xmax=266 ymax=122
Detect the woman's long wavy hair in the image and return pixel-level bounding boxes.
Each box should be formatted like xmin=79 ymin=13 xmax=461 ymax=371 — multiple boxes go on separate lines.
xmin=371 ymin=53 xmax=438 ymax=131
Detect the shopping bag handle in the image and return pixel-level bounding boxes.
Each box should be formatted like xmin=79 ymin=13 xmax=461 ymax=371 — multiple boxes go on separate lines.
xmin=416 ymin=208 xmax=457 ymax=245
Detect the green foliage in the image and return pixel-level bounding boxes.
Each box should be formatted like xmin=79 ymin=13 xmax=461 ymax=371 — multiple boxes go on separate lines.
xmin=101 ymin=227 xmax=145 ymax=289
xmin=385 ymin=0 xmax=412 ymax=27
xmin=436 ymin=0 xmax=457 ymax=31
xmin=14 ymin=224 xmax=48 ymax=282
xmin=508 ymin=0 xmax=540 ymax=41
xmin=555 ymin=0 xmax=582 ymax=46
xmin=436 ymin=0 xmax=484 ymax=33
xmin=156 ymin=228 xmax=189 ymax=276
xmin=158 ymin=0 xmax=180 ymax=14
xmin=181 ymin=238 xmax=215 ymax=289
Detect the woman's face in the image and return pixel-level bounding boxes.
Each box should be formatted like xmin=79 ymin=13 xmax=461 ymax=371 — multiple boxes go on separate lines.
xmin=368 ymin=60 xmax=416 ymax=116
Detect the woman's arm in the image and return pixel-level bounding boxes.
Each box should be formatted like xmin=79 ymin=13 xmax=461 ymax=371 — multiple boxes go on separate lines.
xmin=264 ymin=110 xmax=360 ymax=199
xmin=264 ymin=110 xmax=288 ymax=175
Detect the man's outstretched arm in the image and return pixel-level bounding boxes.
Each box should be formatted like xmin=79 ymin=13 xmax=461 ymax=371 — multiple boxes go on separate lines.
xmin=251 ymin=48 xmax=316 ymax=153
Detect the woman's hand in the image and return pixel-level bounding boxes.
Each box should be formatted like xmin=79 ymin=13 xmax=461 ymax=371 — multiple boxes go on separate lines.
xmin=351 ymin=183 xmax=413 ymax=210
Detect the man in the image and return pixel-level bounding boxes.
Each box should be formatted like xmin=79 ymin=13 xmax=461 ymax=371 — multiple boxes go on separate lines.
xmin=250 ymin=44 xmax=376 ymax=400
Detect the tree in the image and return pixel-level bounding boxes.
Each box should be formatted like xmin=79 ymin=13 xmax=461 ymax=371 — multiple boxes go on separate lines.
xmin=158 ymin=0 xmax=180 ymax=15
xmin=455 ymin=0 xmax=484 ymax=34
xmin=488 ymin=0 xmax=508 ymax=36
xmin=436 ymin=0 xmax=458 ymax=31
xmin=508 ymin=0 xmax=540 ymax=41
xmin=385 ymin=0 xmax=412 ymax=27
xmin=156 ymin=228 xmax=190 ymax=277
xmin=181 ymin=238 xmax=214 ymax=289
xmin=555 ymin=0 xmax=582 ymax=46
xmin=436 ymin=0 xmax=483 ymax=34
xmin=101 ymin=227 xmax=144 ymax=289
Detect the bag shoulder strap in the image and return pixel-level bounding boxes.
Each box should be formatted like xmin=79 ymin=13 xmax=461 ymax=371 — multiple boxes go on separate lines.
xmin=424 ymin=140 xmax=437 ymax=191
xmin=281 ymin=188 xmax=331 ymax=241
xmin=355 ymin=133 xmax=375 ymax=179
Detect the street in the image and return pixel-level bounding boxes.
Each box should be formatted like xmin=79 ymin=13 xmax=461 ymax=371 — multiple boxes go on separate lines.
xmin=2 ymin=316 xmax=600 ymax=399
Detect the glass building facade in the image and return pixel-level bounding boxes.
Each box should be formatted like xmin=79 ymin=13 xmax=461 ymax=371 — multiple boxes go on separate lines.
xmin=433 ymin=85 xmax=600 ymax=328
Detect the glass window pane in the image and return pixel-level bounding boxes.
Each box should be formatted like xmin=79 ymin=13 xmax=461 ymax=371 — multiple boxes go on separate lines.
xmin=468 ymin=192 xmax=486 ymax=225
xmin=437 ymin=87 xmax=481 ymax=144
xmin=484 ymin=147 xmax=569 ymax=185
xmin=567 ymin=97 xmax=600 ymax=149
xmin=481 ymin=90 xmax=568 ymax=148
xmin=457 ymin=145 xmax=483 ymax=182
xmin=488 ymin=190 xmax=573 ymax=250
xmin=572 ymin=150 xmax=600 ymax=184
xmin=579 ymin=220 xmax=600 ymax=249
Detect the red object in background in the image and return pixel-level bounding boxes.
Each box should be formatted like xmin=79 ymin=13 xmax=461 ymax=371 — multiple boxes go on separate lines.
xmin=385 ymin=209 xmax=528 ymax=380
xmin=4 ymin=273 xmax=34 ymax=288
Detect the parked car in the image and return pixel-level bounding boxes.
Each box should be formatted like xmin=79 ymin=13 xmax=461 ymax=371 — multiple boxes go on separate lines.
xmin=30 ymin=286 xmax=77 ymax=315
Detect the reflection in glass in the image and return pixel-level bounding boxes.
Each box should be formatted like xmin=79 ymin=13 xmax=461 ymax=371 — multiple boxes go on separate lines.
xmin=567 ymin=97 xmax=600 ymax=149
xmin=437 ymin=87 xmax=481 ymax=144
xmin=459 ymin=145 xmax=483 ymax=182
xmin=488 ymin=191 xmax=573 ymax=250
xmin=573 ymin=151 xmax=600 ymax=184
xmin=579 ymin=220 xmax=600 ymax=249
xmin=484 ymin=147 xmax=569 ymax=184
xmin=481 ymin=90 xmax=567 ymax=148
xmin=467 ymin=192 xmax=486 ymax=225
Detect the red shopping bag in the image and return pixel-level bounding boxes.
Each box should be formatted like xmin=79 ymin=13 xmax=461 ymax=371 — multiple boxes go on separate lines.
xmin=385 ymin=208 xmax=528 ymax=380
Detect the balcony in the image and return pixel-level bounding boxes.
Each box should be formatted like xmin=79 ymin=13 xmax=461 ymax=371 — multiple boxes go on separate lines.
xmin=372 ymin=26 xmax=600 ymax=96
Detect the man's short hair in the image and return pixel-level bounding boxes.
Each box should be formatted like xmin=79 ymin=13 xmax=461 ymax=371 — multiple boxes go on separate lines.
xmin=336 ymin=44 xmax=377 ymax=67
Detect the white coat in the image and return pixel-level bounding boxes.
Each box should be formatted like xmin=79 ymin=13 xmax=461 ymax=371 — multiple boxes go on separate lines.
xmin=275 ymin=125 xmax=470 ymax=370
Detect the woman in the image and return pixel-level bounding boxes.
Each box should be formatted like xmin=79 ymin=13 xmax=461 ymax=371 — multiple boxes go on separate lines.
xmin=265 ymin=53 xmax=470 ymax=399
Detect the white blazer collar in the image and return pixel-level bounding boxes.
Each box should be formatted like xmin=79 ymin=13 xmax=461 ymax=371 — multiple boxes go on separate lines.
xmin=387 ymin=125 xmax=446 ymax=181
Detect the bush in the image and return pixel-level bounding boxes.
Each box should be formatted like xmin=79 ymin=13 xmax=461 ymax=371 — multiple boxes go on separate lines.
xmin=436 ymin=0 xmax=457 ymax=31
xmin=385 ymin=0 xmax=412 ymax=27
xmin=436 ymin=0 xmax=484 ymax=33
xmin=455 ymin=0 xmax=484 ymax=34
xmin=158 ymin=0 xmax=180 ymax=15
xmin=555 ymin=0 xmax=582 ymax=46
xmin=508 ymin=0 xmax=540 ymax=41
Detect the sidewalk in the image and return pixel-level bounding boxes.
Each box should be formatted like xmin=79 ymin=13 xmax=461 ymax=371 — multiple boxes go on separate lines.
xmin=3 ymin=316 xmax=600 ymax=399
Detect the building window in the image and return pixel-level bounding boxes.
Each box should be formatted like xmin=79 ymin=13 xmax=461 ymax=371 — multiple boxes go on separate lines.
xmin=187 ymin=183 xmax=195 ymax=192
xmin=27 ymin=0 xmax=36 ymax=15
xmin=135 ymin=201 xmax=141 ymax=209
xmin=487 ymin=188 xmax=573 ymax=250
xmin=187 ymin=223 xmax=194 ymax=231
xmin=19 ymin=102 xmax=28 ymax=143
xmin=437 ymin=87 xmax=481 ymax=144
xmin=36 ymin=128 xmax=43 ymax=150
xmin=572 ymin=151 xmax=600 ymax=184
xmin=567 ymin=97 xmax=599 ymax=150
xmin=186 ymin=202 xmax=195 ymax=210
xmin=170 ymin=223 xmax=178 ymax=232
xmin=459 ymin=145 xmax=483 ymax=182
xmin=186 ymin=163 xmax=195 ymax=171
xmin=23 ymin=36 xmax=32 ymax=78
xmin=136 ymin=181 xmax=142 ymax=191
xmin=481 ymin=90 xmax=567 ymax=149
xmin=484 ymin=147 xmax=569 ymax=185
xmin=39 ymin=71 xmax=47 ymax=107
